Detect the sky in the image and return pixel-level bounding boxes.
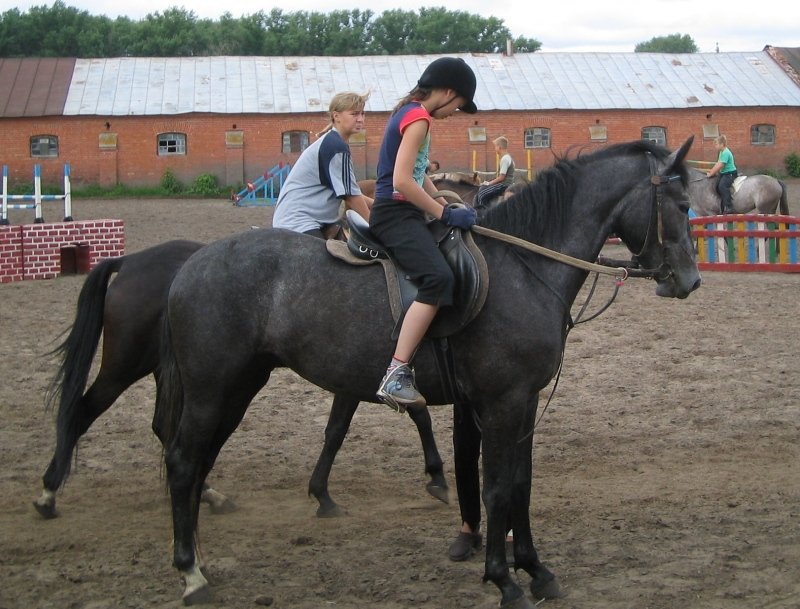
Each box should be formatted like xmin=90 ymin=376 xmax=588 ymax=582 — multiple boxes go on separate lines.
xmin=3 ymin=0 xmax=799 ymax=54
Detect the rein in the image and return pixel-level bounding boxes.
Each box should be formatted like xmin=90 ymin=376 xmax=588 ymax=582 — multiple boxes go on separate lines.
xmin=472 ymin=225 xmax=631 ymax=280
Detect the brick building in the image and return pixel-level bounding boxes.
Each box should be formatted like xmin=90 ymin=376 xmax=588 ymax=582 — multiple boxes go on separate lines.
xmin=1 ymin=49 xmax=799 ymax=190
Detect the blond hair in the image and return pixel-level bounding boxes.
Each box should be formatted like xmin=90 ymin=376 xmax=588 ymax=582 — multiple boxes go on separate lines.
xmin=318 ymin=91 xmax=371 ymax=136
xmin=716 ymin=135 xmax=728 ymax=146
xmin=493 ymin=136 xmax=508 ymax=149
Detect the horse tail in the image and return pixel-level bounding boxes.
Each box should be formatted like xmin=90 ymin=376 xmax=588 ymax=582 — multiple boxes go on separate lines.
xmin=154 ymin=310 xmax=184 ymax=459
xmin=778 ymin=179 xmax=789 ymax=215
xmin=45 ymin=255 xmax=125 ymax=485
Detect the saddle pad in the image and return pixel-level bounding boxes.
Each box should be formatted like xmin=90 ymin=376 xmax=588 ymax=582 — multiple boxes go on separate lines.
xmin=732 ymin=175 xmax=747 ymax=193
xmin=326 ymin=239 xmax=404 ymax=322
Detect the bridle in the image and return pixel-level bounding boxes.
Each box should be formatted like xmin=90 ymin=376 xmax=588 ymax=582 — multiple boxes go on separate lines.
xmin=470 ymin=152 xmax=685 ymax=283
xmin=599 ymin=152 xmax=683 ymax=283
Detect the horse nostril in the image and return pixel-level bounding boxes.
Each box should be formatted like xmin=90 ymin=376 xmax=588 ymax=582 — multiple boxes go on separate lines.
xmin=691 ymin=277 xmax=702 ymax=291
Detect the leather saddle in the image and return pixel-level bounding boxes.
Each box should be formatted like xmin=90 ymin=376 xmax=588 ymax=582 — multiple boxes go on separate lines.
xmin=326 ymin=209 xmax=489 ymax=338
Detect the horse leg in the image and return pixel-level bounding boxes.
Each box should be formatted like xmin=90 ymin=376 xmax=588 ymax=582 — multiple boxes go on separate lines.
xmin=406 ymin=405 xmax=448 ymax=503
xmin=168 ymin=381 xmax=263 ymax=603
xmin=152 ymin=375 xmax=237 ymax=516
xmin=166 ymin=438 xmax=212 ymax=604
xmin=480 ymin=399 xmax=539 ymax=608
xmin=447 ymin=401 xmax=483 ymax=559
xmin=308 ymin=393 xmax=359 ymax=517
xmin=504 ymin=400 xmax=561 ymax=600
xmin=35 ymin=374 xmax=132 ymax=518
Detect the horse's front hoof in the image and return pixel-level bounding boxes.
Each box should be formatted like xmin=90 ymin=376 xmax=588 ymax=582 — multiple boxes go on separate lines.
xmin=500 ymin=593 xmax=535 ymax=609
xmin=32 ymin=498 xmax=58 ymax=519
xmin=425 ymin=481 xmax=449 ymax=504
xmin=207 ymin=498 xmax=238 ymax=515
xmin=316 ymin=500 xmax=346 ymax=518
xmin=182 ymin=584 xmax=213 ymax=606
xmin=530 ymin=569 xmax=564 ymax=600
xmin=201 ymin=488 xmax=237 ymax=515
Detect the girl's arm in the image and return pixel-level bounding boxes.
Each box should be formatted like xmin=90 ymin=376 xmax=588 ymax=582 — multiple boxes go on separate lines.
xmin=393 ymin=120 xmax=447 ymax=219
xmin=707 ymin=161 xmax=723 ymax=177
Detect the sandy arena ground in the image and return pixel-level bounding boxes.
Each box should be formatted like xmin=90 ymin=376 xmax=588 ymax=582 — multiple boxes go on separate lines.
xmin=0 ymin=181 xmax=798 ymax=609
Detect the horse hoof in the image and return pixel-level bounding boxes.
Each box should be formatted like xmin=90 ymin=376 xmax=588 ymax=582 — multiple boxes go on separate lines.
xmin=500 ymin=594 xmax=535 ymax=609
xmin=208 ymin=498 xmax=238 ymax=515
xmin=425 ymin=481 xmax=449 ymax=504
xmin=182 ymin=584 xmax=214 ymax=605
xmin=530 ymin=573 xmax=564 ymax=600
xmin=32 ymin=499 xmax=58 ymax=520
xmin=316 ymin=503 xmax=346 ymax=518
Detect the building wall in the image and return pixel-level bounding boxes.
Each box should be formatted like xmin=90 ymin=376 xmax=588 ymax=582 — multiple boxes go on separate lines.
xmin=1 ymin=107 xmax=798 ymax=189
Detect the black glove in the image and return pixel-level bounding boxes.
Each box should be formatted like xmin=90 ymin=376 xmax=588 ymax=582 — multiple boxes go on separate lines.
xmin=441 ymin=205 xmax=477 ymax=230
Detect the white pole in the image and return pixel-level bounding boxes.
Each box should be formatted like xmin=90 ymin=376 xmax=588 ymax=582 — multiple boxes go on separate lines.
xmin=34 ymin=164 xmax=44 ymax=223
xmin=1 ymin=165 xmax=8 ymax=225
xmin=63 ymin=164 xmax=73 ymax=221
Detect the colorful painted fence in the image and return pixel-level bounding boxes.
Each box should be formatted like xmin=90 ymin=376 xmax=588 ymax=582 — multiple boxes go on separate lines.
xmin=690 ymin=214 xmax=800 ymax=272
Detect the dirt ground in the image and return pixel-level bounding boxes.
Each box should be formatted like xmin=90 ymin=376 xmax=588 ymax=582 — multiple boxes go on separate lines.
xmin=1 ymin=182 xmax=799 ymax=609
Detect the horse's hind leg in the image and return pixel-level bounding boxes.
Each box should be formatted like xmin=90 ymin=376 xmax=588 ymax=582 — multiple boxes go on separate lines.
xmin=152 ymin=375 xmax=237 ymax=516
xmin=167 ymin=407 xmax=243 ymax=604
xmin=307 ymin=395 xmax=448 ymax=517
xmin=308 ymin=394 xmax=359 ymax=517
xmin=168 ymin=367 xmax=271 ymax=603
xmin=35 ymin=373 xmax=133 ymax=519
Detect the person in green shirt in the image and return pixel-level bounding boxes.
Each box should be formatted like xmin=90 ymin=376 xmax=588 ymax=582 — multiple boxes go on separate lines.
xmin=706 ymin=134 xmax=737 ymax=214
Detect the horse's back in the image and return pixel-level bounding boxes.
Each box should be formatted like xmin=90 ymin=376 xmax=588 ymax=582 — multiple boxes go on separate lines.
xmin=737 ymin=175 xmax=785 ymax=213
xmin=107 ymin=240 xmax=203 ymax=316
xmin=166 ymin=228 xmax=395 ymax=400
xmin=168 ymin=229 xmax=391 ymax=335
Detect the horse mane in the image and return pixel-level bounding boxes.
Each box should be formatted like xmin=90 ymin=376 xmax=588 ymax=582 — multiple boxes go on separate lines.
xmin=479 ymin=140 xmax=674 ymax=244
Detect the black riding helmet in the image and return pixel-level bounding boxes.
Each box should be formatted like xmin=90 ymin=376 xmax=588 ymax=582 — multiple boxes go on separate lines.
xmin=417 ymin=57 xmax=478 ymax=114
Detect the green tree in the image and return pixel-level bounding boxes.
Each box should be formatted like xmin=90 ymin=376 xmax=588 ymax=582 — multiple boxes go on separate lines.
xmin=0 ymin=4 xmax=542 ymax=58
xmin=126 ymin=8 xmax=212 ymax=56
xmin=0 ymin=8 xmax=26 ymax=56
xmin=368 ymin=10 xmax=418 ymax=55
xmin=635 ymin=33 xmax=698 ymax=53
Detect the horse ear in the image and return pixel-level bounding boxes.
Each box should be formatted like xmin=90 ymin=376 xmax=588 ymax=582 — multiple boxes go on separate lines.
xmin=665 ymin=136 xmax=694 ymax=172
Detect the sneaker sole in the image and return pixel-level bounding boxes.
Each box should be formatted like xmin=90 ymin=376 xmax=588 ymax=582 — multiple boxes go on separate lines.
xmin=376 ymin=390 xmax=426 ymax=413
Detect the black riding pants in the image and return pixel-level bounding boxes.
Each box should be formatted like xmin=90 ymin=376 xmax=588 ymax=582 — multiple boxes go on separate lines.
xmin=369 ymin=197 xmax=455 ymax=307
xmin=718 ymin=171 xmax=737 ymax=212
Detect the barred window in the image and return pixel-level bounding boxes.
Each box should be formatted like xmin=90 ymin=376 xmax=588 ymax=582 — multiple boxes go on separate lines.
xmin=642 ymin=126 xmax=666 ymax=146
xmin=30 ymin=135 xmax=58 ymax=158
xmin=158 ymin=132 xmax=187 ymax=156
xmin=282 ymin=131 xmax=310 ymax=153
xmin=524 ymin=127 xmax=551 ymax=149
xmin=750 ymin=124 xmax=775 ymax=146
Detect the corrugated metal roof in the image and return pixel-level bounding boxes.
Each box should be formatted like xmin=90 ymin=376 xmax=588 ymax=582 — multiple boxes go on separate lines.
xmin=0 ymin=57 xmax=76 ymax=117
xmin=49 ymin=50 xmax=800 ymax=117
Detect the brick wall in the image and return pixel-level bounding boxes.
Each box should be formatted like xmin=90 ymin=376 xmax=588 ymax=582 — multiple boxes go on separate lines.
xmin=0 ymin=225 xmax=24 ymax=282
xmin=0 ymin=219 xmax=124 ymax=283
xmin=1 ymin=107 xmax=798 ymax=188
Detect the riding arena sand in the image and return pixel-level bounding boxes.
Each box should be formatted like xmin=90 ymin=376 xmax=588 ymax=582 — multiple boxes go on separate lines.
xmin=1 ymin=181 xmax=798 ymax=609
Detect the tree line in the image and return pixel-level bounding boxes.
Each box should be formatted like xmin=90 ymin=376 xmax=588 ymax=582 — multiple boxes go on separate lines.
xmin=0 ymin=1 xmax=542 ymax=57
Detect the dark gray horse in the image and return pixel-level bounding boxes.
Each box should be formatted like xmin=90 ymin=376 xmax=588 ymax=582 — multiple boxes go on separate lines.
xmin=157 ymin=138 xmax=701 ymax=607
xmin=35 ymin=239 xmax=446 ymax=519
xmin=688 ymin=168 xmax=789 ymax=215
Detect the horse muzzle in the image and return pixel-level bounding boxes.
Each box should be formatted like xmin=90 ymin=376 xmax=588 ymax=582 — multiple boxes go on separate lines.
xmin=654 ymin=242 xmax=702 ymax=299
